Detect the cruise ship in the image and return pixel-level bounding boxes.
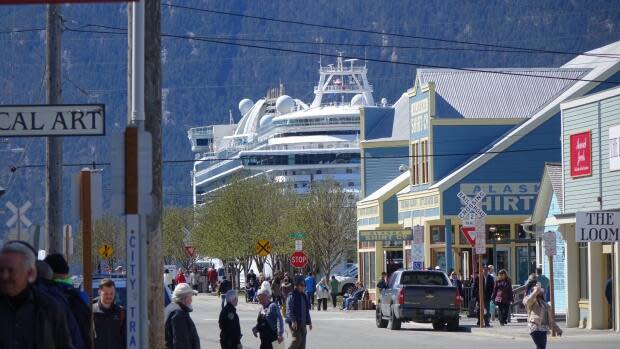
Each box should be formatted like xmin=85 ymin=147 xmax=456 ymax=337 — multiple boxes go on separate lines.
xmin=188 ymin=55 xmax=379 ymax=205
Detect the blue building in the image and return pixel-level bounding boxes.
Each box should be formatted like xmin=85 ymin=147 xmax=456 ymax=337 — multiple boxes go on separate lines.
xmin=357 ymin=41 xmax=620 ymax=302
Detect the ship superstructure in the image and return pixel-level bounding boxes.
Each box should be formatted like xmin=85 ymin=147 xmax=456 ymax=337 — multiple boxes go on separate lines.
xmin=188 ymin=55 xmax=378 ymax=205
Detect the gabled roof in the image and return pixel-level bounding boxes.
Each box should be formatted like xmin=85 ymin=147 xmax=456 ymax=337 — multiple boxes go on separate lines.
xmin=359 ymin=170 xmax=410 ymax=204
xmin=430 ymin=40 xmax=620 ymax=191
xmin=545 ymin=163 xmax=563 ymax=210
xmin=417 ymin=68 xmax=590 ymax=119
xmin=364 ymin=93 xmax=410 ymax=143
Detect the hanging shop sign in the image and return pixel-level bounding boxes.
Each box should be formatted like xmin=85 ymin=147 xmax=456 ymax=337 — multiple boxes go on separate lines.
xmin=609 ymin=125 xmax=620 ymax=172
xmin=0 ymin=104 xmax=105 ymax=137
xmin=576 ymin=211 xmax=620 ymax=242
xmin=570 ymin=131 xmax=592 ymax=178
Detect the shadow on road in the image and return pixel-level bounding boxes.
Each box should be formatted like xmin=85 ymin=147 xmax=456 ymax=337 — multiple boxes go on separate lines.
xmin=398 ymin=325 xmax=473 ymax=333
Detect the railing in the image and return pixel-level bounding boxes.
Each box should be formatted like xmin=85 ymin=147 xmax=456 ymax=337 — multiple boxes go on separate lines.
xmin=188 ymin=126 xmax=213 ymax=138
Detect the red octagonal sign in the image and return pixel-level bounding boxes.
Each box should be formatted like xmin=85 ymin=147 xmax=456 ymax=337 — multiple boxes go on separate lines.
xmin=290 ymin=251 xmax=308 ymax=268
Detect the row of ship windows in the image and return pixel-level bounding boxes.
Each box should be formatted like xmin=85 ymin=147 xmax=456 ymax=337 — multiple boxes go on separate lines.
xmin=240 ymin=153 xmax=361 ymax=166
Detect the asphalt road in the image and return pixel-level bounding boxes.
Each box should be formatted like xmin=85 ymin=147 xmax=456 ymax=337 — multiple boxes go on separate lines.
xmin=191 ymin=293 xmax=620 ymax=349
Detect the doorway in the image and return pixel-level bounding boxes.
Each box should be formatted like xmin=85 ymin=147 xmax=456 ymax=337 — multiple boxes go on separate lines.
xmin=385 ymin=250 xmax=403 ymax=275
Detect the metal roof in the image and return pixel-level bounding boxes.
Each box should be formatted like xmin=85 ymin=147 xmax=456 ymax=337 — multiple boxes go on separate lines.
xmin=364 ymin=93 xmax=410 ymax=143
xmin=545 ymin=163 xmax=563 ymax=211
xmin=417 ymin=68 xmax=590 ymax=119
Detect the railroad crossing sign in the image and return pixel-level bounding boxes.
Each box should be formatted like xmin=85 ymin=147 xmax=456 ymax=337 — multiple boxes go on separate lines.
xmin=5 ymin=201 xmax=32 ymax=228
xmin=98 ymin=244 xmax=114 ymax=259
xmin=255 ymin=239 xmax=272 ymax=257
xmin=458 ymin=191 xmax=487 ymax=254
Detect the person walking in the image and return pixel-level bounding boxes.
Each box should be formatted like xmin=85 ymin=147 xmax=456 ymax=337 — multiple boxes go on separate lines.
xmin=190 ymin=268 xmax=199 ymax=291
xmin=93 ymin=279 xmax=126 ymax=349
xmin=280 ymin=275 xmax=293 ymax=316
xmin=315 ymin=277 xmax=330 ymax=311
xmin=449 ymin=271 xmax=464 ymax=301
xmin=208 ymin=267 xmax=218 ymax=293
xmin=0 ymin=240 xmax=73 ymax=349
xmin=472 ymin=266 xmax=495 ymax=327
xmin=165 ymin=283 xmax=200 ymax=349
xmin=523 ymin=277 xmax=562 ymax=349
xmin=271 ymin=273 xmax=283 ymax=305
xmin=329 ymin=276 xmax=340 ymax=309
xmin=219 ymin=276 xmax=233 ymax=309
xmin=286 ymin=276 xmax=312 ymax=349
xmin=44 ymin=253 xmax=91 ymax=349
xmin=304 ymin=272 xmax=316 ymax=310
xmin=176 ymin=268 xmax=187 ymax=286
xmin=252 ymin=288 xmax=284 ymax=349
xmin=219 ymin=290 xmax=243 ymax=349
xmin=492 ymin=269 xmax=513 ymax=326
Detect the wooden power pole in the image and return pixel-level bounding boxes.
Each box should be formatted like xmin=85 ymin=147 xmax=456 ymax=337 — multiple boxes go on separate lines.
xmin=145 ymin=1 xmax=164 ymax=347
xmin=45 ymin=4 xmax=64 ymax=254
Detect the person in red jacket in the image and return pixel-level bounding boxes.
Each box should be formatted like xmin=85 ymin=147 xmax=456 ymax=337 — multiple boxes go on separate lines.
xmin=208 ymin=267 xmax=218 ymax=293
xmin=175 ymin=268 xmax=187 ymax=285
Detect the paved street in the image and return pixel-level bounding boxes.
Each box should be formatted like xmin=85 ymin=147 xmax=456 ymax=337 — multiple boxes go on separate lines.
xmin=191 ymin=294 xmax=620 ymax=348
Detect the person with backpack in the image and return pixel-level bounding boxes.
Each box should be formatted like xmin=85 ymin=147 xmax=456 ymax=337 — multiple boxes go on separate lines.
xmin=92 ymin=278 xmax=126 ymax=349
xmin=252 ymin=288 xmax=284 ymax=349
xmin=44 ymin=253 xmax=92 ymax=348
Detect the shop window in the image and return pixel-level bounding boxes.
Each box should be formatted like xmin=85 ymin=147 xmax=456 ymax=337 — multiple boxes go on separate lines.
xmin=487 ymin=225 xmax=510 ymax=242
xmin=430 ymin=225 xmax=455 ymax=244
xmin=361 ymin=251 xmax=376 ymax=288
xmin=358 ymin=241 xmax=375 ymax=249
xmin=515 ymin=224 xmax=532 ymax=241
xmin=579 ymin=242 xmax=589 ymax=299
xmin=516 ymin=246 xmax=536 ymax=285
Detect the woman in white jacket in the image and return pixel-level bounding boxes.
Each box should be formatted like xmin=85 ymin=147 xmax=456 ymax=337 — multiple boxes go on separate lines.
xmin=316 ymin=277 xmax=330 ymax=311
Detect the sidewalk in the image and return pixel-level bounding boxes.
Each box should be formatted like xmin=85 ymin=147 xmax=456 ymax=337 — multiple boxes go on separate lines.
xmin=465 ymin=318 xmax=620 ymax=342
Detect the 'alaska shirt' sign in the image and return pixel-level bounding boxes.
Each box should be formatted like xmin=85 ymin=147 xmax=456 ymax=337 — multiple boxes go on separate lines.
xmin=359 ymin=229 xmax=413 ymax=242
xmin=459 ymin=183 xmax=540 ymax=215
xmin=0 ymin=104 xmax=105 ymax=137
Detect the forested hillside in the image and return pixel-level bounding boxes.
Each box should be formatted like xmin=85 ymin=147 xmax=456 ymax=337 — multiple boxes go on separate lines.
xmin=1 ymin=0 xmax=619 ymax=235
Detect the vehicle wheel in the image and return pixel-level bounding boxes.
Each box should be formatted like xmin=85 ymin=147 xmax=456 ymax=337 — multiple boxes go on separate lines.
xmin=447 ymin=319 xmax=460 ymax=332
xmin=388 ymin=307 xmax=401 ymax=331
xmin=342 ymin=283 xmax=354 ymax=295
xmin=376 ymin=307 xmax=388 ymax=328
xmin=432 ymin=321 xmax=445 ymax=331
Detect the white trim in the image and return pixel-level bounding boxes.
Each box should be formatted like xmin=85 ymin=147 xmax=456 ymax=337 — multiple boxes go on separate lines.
xmin=561 ymin=85 xmax=620 ymax=110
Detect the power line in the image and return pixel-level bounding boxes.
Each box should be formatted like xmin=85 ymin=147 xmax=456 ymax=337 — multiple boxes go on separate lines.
xmin=162 ymin=2 xmax=620 ymax=59
xmin=63 ymin=27 xmax=620 ymax=85
xmin=9 ymin=145 xmax=561 ymax=171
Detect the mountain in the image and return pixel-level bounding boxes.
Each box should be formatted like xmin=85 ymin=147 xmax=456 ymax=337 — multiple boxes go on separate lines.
xmin=1 ymin=0 xmax=619 ymax=237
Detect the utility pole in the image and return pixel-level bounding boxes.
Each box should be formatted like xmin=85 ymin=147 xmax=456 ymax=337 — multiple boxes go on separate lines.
xmin=45 ymin=4 xmax=63 ymax=254
xmin=145 ymin=1 xmax=164 ymax=347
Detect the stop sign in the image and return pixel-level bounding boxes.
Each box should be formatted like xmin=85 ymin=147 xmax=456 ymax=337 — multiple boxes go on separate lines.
xmin=290 ymin=251 xmax=308 ymax=268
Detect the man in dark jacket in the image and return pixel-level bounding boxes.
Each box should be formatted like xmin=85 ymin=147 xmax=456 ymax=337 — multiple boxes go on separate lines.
xmin=219 ymin=289 xmax=242 ymax=349
xmin=165 ymin=283 xmax=201 ymax=349
xmin=286 ymin=276 xmax=312 ymax=349
xmin=219 ymin=275 xmax=233 ymax=309
xmin=472 ymin=266 xmax=495 ymax=327
xmin=0 ymin=240 xmax=74 ymax=349
xmin=93 ymin=278 xmax=126 ymax=349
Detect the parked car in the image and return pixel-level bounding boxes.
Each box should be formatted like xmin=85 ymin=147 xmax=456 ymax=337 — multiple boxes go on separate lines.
xmin=376 ymin=270 xmax=460 ymax=331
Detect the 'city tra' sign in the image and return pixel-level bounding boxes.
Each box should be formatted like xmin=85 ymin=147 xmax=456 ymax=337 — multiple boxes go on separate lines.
xmin=576 ymin=211 xmax=620 ymax=242
xmin=0 ymin=104 xmax=105 ymax=137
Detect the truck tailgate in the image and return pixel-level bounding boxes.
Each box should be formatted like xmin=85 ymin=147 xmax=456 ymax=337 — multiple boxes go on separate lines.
xmin=403 ymin=285 xmax=458 ymax=309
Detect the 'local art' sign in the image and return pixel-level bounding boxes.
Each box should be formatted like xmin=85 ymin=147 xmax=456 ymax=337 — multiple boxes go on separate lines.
xmin=570 ymin=131 xmax=592 ymax=177
xmin=0 ymin=104 xmax=105 ymax=137
xmin=576 ymin=211 xmax=620 ymax=242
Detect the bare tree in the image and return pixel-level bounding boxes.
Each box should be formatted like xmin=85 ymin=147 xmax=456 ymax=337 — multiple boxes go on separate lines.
xmin=299 ymin=180 xmax=357 ymax=277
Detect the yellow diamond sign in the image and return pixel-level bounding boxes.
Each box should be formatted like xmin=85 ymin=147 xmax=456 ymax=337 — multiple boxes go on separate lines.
xmin=255 ymin=239 xmax=272 ymax=257
xmin=98 ymin=244 xmax=114 ymax=259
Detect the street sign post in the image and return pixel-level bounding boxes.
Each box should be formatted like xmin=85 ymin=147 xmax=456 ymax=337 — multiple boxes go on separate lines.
xmin=290 ymin=251 xmax=308 ymax=269
xmin=294 ymin=240 xmax=303 ymax=251
xmin=412 ymin=225 xmax=424 ymax=270
xmin=0 ymin=104 xmax=105 ymax=137
xmin=255 ymin=239 xmax=272 ymax=257
xmin=458 ymin=190 xmax=487 ymax=328
xmin=544 ymin=231 xmax=557 ymax=336
xmin=289 ymin=232 xmax=304 ymax=239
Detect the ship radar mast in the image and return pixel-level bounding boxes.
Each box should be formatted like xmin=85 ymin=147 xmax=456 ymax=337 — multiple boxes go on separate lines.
xmin=310 ymin=52 xmax=374 ymax=108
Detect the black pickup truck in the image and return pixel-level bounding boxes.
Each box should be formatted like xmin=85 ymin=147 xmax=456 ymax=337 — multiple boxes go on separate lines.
xmin=376 ymin=270 xmax=461 ymax=331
